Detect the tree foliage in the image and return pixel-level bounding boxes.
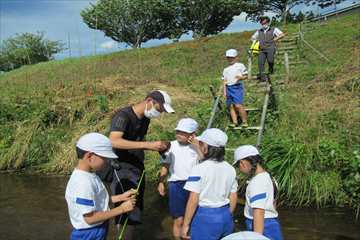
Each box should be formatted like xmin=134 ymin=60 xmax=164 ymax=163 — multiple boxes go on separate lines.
xmin=81 ymin=0 xmax=182 ymax=48
xmin=81 ymin=0 xmax=245 ymax=47
xmin=176 ymin=0 xmax=243 ymax=38
xmin=245 ymin=0 xmax=304 ymax=22
xmin=0 ymin=32 xmax=65 ymax=72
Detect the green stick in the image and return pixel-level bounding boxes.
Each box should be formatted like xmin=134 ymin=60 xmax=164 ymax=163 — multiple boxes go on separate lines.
xmin=118 ymin=170 xmax=145 ymax=240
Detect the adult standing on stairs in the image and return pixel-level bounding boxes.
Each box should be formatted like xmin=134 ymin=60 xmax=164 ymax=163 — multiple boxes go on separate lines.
xmin=251 ymin=16 xmax=285 ymax=81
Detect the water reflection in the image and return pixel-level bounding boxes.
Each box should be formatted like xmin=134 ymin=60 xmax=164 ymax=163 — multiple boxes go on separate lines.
xmin=0 ymin=174 xmax=359 ymax=240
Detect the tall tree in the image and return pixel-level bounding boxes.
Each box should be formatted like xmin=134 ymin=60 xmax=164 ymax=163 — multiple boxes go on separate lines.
xmin=176 ymin=0 xmax=243 ymax=38
xmin=81 ymin=0 xmax=182 ymax=48
xmin=0 ymin=32 xmax=65 ymax=72
xmin=245 ymin=0 xmax=304 ymax=23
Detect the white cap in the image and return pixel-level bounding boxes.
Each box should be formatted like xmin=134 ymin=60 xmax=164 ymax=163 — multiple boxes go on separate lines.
xmin=147 ymin=90 xmax=175 ymax=113
xmin=225 ymin=49 xmax=238 ymax=57
xmin=197 ymin=128 xmax=228 ymax=147
xmin=175 ymin=118 xmax=198 ymax=133
xmin=233 ymin=145 xmax=259 ymax=165
xmin=76 ymin=132 xmax=118 ymax=159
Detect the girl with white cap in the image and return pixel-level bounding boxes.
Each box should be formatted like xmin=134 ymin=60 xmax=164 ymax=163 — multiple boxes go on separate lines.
xmin=181 ymin=128 xmax=238 ymax=240
xmin=233 ymin=145 xmax=283 ymax=240
xmin=157 ymin=118 xmax=200 ymax=239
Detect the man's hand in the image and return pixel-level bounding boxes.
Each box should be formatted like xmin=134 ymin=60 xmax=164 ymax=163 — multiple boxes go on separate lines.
xmin=157 ymin=182 xmax=166 ymax=196
xmin=181 ymin=224 xmax=190 ymax=239
xmin=147 ymin=141 xmax=169 ymax=152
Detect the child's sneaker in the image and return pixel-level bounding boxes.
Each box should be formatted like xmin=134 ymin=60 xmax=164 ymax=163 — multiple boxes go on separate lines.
xmin=241 ymin=122 xmax=248 ymax=128
xmin=229 ymin=123 xmax=238 ymax=128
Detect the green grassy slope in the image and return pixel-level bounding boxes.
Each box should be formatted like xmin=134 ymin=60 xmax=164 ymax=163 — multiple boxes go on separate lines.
xmin=0 ymin=13 xmax=359 ymax=209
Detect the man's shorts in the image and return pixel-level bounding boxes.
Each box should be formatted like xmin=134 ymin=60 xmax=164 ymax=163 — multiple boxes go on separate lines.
xmin=226 ymin=83 xmax=244 ymax=106
xmin=168 ymin=181 xmax=189 ymax=218
xmin=111 ymin=163 xmax=145 ymax=226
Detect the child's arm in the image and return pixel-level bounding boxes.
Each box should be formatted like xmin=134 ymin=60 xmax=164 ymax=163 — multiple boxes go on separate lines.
xmin=157 ymin=165 xmax=169 ymax=196
xmin=83 ymin=199 xmax=135 ymax=225
xmin=181 ymin=192 xmax=199 ymax=239
xmin=187 ymin=134 xmax=204 ymax=160
xmin=253 ymin=208 xmax=265 ymax=234
xmin=111 ymin=189 xmax=137 ymax=203
xmin=235 ymin=74 xmax=248 ymax=81
xmin=229 ymin=192 xmax=238 ymax=213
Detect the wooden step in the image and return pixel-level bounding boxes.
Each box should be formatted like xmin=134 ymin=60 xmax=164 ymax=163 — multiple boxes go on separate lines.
xmin=231 ymin=126 xmax=262 ymax=130
xmin=289 ymin=60 xmax=307 ymax=65
xmin=282 ymin=37 xmax=298 ymax=42
xmin=278 ymin=46 xmax=297 ymax=51
xmin=245 ymin=107 xmax=261 ymax=111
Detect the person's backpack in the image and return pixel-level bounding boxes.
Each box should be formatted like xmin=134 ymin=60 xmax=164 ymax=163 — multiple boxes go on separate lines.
xmin=250 ymin=41 xmax=260 ymax=55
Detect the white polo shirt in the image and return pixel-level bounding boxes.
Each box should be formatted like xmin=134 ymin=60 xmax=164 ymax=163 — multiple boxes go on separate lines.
xmin=222 ymin=63 xmax=248 ymax=86
xmin=65 ymin=169 xmax=110 ymax=229
xmin=244 ymin=172 xmax=278 ymax=219
xmin=161 ymin=140 xmax=199 ymax=182
xmin=184 ymin=159 xmax=238 ymax=208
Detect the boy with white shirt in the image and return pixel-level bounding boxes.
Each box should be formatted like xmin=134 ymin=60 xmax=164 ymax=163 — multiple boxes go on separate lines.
xmin=222 ymin=49 xmax=248 ymax=128
xmin=65 ymin=133 xmax=136 ymax=240
xmin=157 ymin=118 xmax=199 ymax=240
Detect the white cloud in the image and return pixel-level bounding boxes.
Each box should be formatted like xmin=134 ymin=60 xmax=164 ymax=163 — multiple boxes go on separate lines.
xmin=100 ymin=40 xmax=116 ymax=49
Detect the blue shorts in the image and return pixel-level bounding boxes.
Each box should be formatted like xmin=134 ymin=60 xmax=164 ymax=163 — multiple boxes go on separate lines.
xmin=226 ymin=83 xmax=244 ymax=106
xmin=168 ymin=181 xmax=189 ymax=218
xmin=190 ymin=205 xmax=234 ymax=240
xmin=71 ymin=221 xmax=109 ymax=240
xmin=245 ymin=217 xmax=283 ymax=240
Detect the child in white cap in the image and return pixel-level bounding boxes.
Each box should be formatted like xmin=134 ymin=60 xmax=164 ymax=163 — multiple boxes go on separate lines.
xmin=65 ymin=133 xmax=137 ymax=240
xmin=157 ymin=118 xmax=200 ymax=240
xmin=181 ymin=128 xmax=238 ymax=240
xmin=222 ymin=49 xmax=248 ymax=128
xmin=233 ymin=145 xmax=283 ymax=240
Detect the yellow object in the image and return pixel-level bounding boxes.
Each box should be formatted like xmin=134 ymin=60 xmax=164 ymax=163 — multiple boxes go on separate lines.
xmin=250 ymin=41 xmax=260 ymax=55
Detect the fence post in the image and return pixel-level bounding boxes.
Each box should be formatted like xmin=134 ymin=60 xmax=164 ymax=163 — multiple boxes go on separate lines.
xmin=248 ymin=56 xmax=252 ymax=81
xmin=285 ymin=52 xmax=290 ymax=83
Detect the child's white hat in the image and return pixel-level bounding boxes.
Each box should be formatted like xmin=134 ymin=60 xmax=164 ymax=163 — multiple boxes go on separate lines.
xmin=76 ymin=132 xmax=118 ymax=159
xmin=226 ymin=49 xmax=238 ymax=57
xmin=233 ymin=145 xmax=259 ymax=165
xmin=197 ymin=128 xmax=228 ymax=147
xmin=175 ymin=118 xmax=199 ymax=133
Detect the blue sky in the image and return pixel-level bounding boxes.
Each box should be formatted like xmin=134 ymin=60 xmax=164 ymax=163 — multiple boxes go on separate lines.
xmin=0 ymin=0 xmax=357 ymax=59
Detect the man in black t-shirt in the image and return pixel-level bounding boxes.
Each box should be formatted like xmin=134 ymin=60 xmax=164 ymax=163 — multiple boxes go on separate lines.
xmin=100 ymin=90 xmax=174 ymax=239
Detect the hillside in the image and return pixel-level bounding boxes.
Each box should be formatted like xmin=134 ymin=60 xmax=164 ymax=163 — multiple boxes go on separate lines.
xmin=0 ymin=13 xmax=359 ymax=209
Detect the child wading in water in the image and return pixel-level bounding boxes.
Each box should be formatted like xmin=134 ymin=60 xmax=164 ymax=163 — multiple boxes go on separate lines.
xmin=65 ymin=133 xmax=137 ymax=240
xmin=181 ymin=128 xmax=238 ymax=240
xmin=233 ymin=145 xmax=283 ymax=240
xmin=157 ymin=118 xmax=199 ymax=240
xmin=222 ymin=49 xmax=248 ymax=128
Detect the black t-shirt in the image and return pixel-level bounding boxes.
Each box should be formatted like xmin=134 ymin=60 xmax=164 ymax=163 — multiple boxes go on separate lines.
xmin=110 ymin=106 xmax=150 ymax=170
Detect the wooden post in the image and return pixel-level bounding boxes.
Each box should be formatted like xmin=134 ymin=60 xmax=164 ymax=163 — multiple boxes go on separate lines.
xmin=247 ymin=56 xmax=252 ymax=81
xmin=256 ymin=84 xmax=270 ymax=148
xmin=285 ymin=52 xmax=290 ymax=83
xmin=207 ymin=85 xmax=223 ymax=129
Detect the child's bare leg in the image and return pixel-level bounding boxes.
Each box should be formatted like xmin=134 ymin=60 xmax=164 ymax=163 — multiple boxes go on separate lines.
xmin=229 ymin=104 xmax=238 ymax=125
xmin=173 ymin=217 xmax=183 ymax=239
xmin=235 ymin=104 xmax=247 ymax=124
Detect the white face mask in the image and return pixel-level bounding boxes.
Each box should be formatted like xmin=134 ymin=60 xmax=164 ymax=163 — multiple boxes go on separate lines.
xmin=144 ymin=101 xmax=161 ymax=119
xmin=262 ymin=24 xmax=269 ymax=30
